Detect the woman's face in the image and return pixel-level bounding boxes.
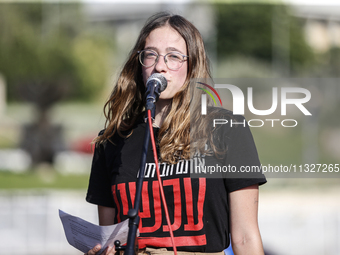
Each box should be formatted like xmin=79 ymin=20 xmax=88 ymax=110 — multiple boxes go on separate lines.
xmin=142 ymin=26 xmax=188 ymax=100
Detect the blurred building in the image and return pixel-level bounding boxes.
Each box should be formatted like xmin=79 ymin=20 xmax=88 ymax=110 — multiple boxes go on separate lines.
xmin=293 ymin=5 xmax=340 ymax=52
xmin=83 ymin=2 xmax=216 ymax=69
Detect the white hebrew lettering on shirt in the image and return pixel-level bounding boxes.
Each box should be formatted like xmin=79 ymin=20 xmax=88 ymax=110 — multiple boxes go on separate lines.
xmin=141 ymin=157 xmax=200 ymax=179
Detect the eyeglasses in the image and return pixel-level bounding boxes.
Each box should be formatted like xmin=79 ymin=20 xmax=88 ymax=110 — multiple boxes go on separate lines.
xmin=138 ymin=49 xmax=188 ymax=71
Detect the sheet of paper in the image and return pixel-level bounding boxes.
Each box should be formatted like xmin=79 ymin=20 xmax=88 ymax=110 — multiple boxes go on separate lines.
xmin=59 ymin=209 xmax=129 ymax=254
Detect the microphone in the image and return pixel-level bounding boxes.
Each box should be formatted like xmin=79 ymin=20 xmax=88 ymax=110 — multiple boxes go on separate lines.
xmin=145 ymin=73 xmax=167 ymax=111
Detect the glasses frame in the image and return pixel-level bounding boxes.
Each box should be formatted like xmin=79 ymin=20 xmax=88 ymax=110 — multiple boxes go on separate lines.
xmin=138 ymin=49 xmax=189 ymax=71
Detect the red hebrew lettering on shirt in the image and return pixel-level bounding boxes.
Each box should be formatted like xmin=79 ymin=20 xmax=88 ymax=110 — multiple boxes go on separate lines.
xmin=139 ymin=181 xmax=162 ymax=233
xmin=162 ymin=178 xmax=181 ymax=232
xmin=138 ymin=234 xmax=207 ymax=248
xmin=117 ymin=183 xmax=129 ymax=215
xmin=128 ymin=182 xmax=136 ymax=206
xmin=112 ymin=185 xmax=121 ymax=222
xmin=184 ymin=177 xmax=206 ymax=231
xmin=111 ymin=177 xmax=207 ymax=247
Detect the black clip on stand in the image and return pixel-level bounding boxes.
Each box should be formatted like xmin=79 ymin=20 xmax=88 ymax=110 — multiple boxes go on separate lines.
xmin=115 ymin=90 xmax=157 ymax=255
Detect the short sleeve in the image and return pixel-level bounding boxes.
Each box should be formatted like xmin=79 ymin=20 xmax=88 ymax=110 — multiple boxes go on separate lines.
xmin=86 ymin=141 xmax=115 ymax=208
xmin=222 ymin=115 xmax=267 ymax=192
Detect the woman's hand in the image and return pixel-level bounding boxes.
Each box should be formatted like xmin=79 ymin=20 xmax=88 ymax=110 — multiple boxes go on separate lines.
xmin=85 ymin=244 xmax=116 ymax=255
xmin=85 ymin=206 xmax=117 ymax=255
xmin=85 ymin=244 xmax=101 ymax=255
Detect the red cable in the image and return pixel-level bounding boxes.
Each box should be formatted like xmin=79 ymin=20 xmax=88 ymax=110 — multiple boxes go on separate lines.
xmin=147 ymin=109 xmax=178 ymax=255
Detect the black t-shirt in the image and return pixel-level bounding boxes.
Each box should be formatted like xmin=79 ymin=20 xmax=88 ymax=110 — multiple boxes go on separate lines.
xmin=86 ymin=114 xmax=266 ymax=252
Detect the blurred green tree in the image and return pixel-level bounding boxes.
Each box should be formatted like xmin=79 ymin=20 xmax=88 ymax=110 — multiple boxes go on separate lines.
xmin=0 ymin=3 xmax=111 ymax=102
xmin=214 ymin=4 xmax=315 ymax=74
xmin=320 ymin=47 xmax=340 ymax=76
xmin=0 ymin=3 xmax=112 ymax=166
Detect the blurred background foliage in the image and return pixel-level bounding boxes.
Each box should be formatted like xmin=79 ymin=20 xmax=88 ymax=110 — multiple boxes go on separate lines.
xmin=0 ymin=1 xmax=339 ymax=186
xmin=215 ymin=4 xmax=315 ymax=74
xmin=0 ymin=3 xmax=112 ymax=102
xmin=1 ymin=2 xmax=339 ymax=102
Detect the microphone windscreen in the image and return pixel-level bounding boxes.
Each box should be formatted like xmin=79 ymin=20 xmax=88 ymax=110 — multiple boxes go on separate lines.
xmin=147 ymin=73 xmax=167 ymax=92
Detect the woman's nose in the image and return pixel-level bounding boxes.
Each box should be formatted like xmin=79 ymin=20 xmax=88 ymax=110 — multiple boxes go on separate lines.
xmin=154 ymin=55 xmax=168 ymax=72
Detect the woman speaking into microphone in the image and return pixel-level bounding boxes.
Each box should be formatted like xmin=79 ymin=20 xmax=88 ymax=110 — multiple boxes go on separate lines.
xmin=85 ymin=12 xmax=266 ymax=255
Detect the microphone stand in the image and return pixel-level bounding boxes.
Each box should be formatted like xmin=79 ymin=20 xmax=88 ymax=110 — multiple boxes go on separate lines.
xmin=115 ymin=100 xmax=157 ymax=255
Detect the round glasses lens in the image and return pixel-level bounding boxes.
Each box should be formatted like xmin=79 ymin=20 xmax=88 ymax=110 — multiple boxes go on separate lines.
xmin=141 ymin=50 xmax=157 ymax=67
xmin=165 ymin=52 xmax=184 ymax=70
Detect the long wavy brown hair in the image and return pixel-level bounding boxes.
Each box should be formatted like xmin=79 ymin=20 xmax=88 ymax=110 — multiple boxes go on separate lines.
xmin=96 ymin=12 xmax=212 ymax=164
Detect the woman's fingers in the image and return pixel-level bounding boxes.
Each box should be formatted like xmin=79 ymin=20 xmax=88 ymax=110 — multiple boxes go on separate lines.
xmin=85 ymin=244 xmax=101 ymax=255
xmin=104 ymin=246 xmax=116 ymax=255
xmin=84 ymin=244 xmax=116 ymax=255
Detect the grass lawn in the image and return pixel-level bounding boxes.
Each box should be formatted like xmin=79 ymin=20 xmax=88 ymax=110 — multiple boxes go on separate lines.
xmin=0 ymin=170 xmax=89 ymax=190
